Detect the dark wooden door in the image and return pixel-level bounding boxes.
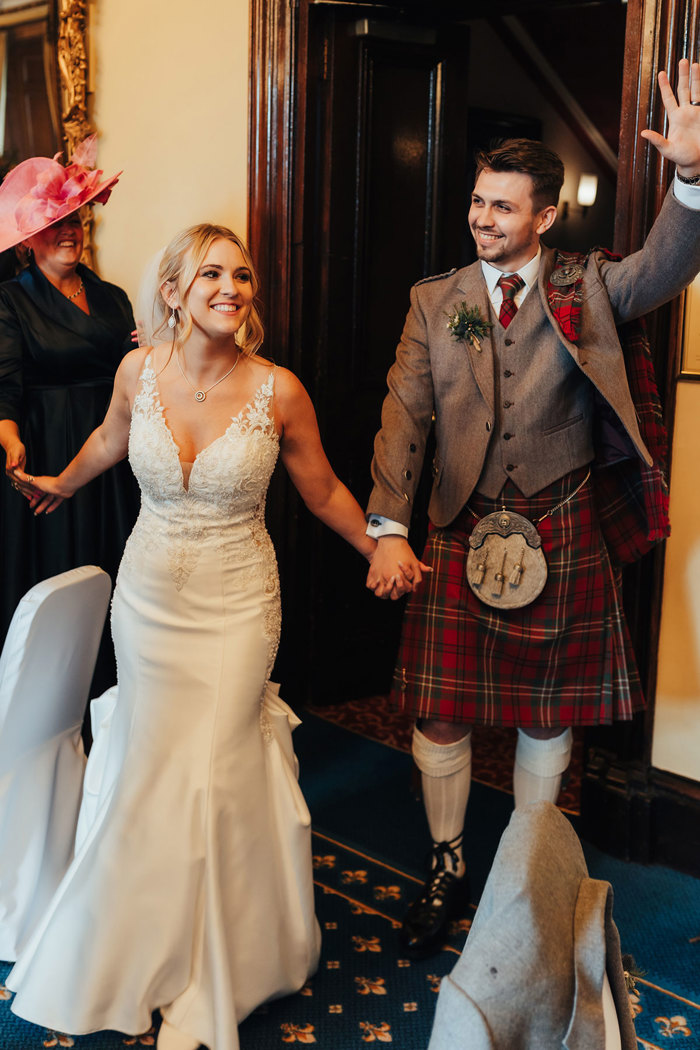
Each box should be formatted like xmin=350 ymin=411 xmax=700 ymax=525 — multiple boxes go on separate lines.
xmin=270 ymin=6 xmax=471 ymax=703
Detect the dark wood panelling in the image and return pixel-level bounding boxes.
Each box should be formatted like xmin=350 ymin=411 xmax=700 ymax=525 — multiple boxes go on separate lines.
xmin=581 ymin=0 xmax=700 ymax=862
xmin=582 ymin=761 xmax=700 ymax=878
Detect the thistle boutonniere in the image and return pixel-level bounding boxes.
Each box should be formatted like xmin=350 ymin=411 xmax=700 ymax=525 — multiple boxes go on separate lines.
xmin=445 ymin=301 xmax=493 ymax=352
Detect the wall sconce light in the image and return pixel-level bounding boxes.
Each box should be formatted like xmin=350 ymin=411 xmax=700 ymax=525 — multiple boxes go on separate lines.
xmin=577 ymin=173 xmax=598 ymax=213
xmin=560 ymin=173 xmax=598 ymax=220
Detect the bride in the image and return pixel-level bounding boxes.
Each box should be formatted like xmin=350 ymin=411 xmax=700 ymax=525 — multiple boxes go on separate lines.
xmin=9 ymin=223 xmax=377 ymax=1050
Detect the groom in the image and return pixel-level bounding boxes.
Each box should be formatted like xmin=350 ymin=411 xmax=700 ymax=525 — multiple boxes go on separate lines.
xmin=365 ymin=59 xmax=700 ymax=959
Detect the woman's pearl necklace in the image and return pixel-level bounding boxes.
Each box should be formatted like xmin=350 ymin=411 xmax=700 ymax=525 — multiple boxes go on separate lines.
xmin=66 ymin=279 xmax=84 ymax=301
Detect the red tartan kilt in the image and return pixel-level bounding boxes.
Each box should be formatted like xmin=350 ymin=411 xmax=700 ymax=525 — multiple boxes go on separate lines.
xmin=392 ymin=467 xmax=644 ymax=727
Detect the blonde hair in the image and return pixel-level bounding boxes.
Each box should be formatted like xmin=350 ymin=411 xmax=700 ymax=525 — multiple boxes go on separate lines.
xmin=153 ymin=223 xmax=264 ymax=356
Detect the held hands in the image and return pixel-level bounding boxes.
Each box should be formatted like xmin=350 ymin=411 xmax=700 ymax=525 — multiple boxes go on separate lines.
xmin=642 ymin=58 xmax=700 ymax=176
xmin=365 ymin=535 xmax=432 ymax=601
xmin=10 ymin=468 xmax=67 ymax=515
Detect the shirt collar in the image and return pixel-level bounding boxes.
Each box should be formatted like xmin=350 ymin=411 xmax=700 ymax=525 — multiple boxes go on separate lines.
xmin=481 ymin=248 xmax=541 ymax=295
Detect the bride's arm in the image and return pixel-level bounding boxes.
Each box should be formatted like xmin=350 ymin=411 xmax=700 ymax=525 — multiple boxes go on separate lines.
xmin=13 ymin=349 xmax=143 ymax=515
xmin=275 ymin=368 xmax=376 ymax=562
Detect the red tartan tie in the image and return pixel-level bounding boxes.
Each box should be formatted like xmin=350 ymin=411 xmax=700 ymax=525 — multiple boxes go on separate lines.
xmin=497 ymin=273 xmax=525 ymax=328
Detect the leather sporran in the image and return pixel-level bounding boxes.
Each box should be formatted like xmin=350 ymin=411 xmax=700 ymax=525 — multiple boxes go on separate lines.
xmin=467 ymin=509 xmax=547 ymax=610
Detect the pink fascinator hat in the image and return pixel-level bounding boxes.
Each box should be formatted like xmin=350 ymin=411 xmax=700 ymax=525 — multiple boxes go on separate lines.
xmin=0 ymin=135 xmax=121 ymax=254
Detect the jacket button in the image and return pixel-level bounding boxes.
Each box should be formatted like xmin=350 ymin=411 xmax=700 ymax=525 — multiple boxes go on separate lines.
xmin=503 ymin=432 xmax=512 ymax=440
xmin=409 ymin=443 xmax=417 ymax=452
xmin=486 ymin=421 xmax=492 ymax=432
xmin=403 ymin=469 xmax=412 ymax=480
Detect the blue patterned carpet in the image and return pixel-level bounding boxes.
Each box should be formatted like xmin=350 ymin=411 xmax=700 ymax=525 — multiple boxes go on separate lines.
xmin=0 ymin=712 xmax=698 ymax=1049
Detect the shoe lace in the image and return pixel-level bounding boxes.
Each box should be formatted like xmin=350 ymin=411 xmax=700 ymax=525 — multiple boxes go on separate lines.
xmin=418 ymin=834 xmax=463 ymax=906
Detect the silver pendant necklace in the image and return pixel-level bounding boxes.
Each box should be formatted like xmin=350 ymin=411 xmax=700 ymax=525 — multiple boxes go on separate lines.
xmin=177 ymin=349 xmax=240 ymax=402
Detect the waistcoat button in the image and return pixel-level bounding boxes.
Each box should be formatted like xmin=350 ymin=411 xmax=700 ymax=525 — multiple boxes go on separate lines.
xmin=504 ymin=369 xmax=513 ymax=377
xmin=503 ymin=432 xmax=512 ymax=440
xmin=504 ymin=338 xmax=514 ymax=346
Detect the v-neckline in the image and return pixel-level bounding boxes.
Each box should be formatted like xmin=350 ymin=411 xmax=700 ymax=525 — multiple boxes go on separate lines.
xmin=147 ymin=365 xmax=272 ymax=493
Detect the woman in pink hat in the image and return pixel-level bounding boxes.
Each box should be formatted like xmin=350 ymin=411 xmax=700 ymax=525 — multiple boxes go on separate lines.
xmin=0 ymin=137 xmax=139 ymax=681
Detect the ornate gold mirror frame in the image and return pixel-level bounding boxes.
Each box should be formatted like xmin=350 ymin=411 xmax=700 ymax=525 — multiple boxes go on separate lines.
xmin=55 ymin=0 xmax=90 ymax=154
xmin=54 ymin=0 xmax=95 ymax=264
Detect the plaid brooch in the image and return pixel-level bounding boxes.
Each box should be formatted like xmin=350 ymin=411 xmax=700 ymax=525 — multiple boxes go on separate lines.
xmin=547 ymin=249 xmax=589 ymax=342
xmin=548 ymin=249 xmax=670 ymax=564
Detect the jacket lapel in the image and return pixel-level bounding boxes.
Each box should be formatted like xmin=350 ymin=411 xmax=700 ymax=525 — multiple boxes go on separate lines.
xmin=455 ymin=264 xmax=495 ymax=412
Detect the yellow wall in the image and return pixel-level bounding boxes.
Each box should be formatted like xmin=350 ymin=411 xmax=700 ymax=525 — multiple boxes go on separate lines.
xmin=654 ymin=277 xmax=700 ymax=781
xmin=90 ymin=0 xmax=250 ymax=310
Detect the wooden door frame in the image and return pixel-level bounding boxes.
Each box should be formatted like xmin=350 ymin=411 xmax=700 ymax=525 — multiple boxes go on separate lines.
xmin=579 ymin=0 xmax=700 ymax=873
xmin=248 ymin=0 xmax=700 ymax=871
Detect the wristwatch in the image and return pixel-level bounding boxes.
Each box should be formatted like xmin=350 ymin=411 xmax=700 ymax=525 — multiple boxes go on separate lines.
xmin=676 ymin=171 xmax=700 ymax=185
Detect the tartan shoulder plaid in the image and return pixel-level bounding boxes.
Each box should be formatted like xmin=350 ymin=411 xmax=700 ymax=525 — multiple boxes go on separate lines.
xmin=548 ymin=249 xmax=670 ymax=566
xmin=546 ymin=248 xmax=590 ymax=342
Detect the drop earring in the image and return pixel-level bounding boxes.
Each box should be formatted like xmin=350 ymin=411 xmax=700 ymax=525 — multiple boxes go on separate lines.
xmin=168 ymin=308 xmax=177 ymax=329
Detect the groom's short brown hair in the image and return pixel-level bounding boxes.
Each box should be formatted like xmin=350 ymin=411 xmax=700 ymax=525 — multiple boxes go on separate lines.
xmin=474 ymin=138 xmax=565 ymax=210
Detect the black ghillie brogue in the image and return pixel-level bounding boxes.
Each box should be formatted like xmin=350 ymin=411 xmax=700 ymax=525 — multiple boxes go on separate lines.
xmin=399 ymin=835 xmax=469 ymax=959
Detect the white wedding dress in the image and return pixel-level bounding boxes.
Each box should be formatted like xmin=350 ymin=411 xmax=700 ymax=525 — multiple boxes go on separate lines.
xmin=7 ymin=356 xmax=321 ymax=1049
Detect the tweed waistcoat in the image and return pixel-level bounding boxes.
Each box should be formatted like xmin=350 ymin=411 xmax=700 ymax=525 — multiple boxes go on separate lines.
xmin=475 ymin=288 xmax=595 ymax=499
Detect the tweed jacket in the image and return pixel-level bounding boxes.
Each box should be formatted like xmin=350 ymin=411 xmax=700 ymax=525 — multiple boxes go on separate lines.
xmin=368 ymin=188 xmax=700 ymax=529
xmin=427 ymin=802 xmax=638 ymax=1050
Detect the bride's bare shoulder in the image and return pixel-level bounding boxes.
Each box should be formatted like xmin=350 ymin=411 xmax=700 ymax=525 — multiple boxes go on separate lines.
xmin=117 ymin=345 xmax=152 ymax=383
xmin=245 ymin=352 xmax=275 ymax=375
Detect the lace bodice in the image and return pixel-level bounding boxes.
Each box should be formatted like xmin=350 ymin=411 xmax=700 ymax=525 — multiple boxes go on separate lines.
xmin=122 ymin=355 xmax=280 ymax=592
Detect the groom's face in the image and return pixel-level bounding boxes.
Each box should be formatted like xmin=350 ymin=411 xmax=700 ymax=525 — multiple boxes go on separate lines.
xmin=468 ymin=169 xmax=556 ymax=272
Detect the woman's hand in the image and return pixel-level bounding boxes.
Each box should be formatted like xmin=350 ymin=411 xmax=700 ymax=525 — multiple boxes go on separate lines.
xmin=4 ymin=438 xmax=26 ymax=478
xmin=6 ymin=349 xmax=138 ymax=512
xmin=11 ymin=469 xmax=67 ymax=514
xmin=366 ymin=535 xmax=432 ymax=600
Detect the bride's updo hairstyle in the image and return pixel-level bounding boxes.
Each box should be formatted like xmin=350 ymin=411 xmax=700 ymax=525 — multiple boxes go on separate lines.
xmin=154 ymin=223 xmax=264 ymax=356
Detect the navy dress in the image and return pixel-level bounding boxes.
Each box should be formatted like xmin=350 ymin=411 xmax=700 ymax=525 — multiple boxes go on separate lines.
xmin=0 ymin=261 xmax=140 ymax=689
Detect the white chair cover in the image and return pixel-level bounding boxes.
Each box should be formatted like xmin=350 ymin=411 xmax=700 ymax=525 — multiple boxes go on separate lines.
xmin=0 ymin=565 xmax=111 ymax=961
